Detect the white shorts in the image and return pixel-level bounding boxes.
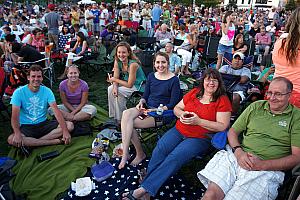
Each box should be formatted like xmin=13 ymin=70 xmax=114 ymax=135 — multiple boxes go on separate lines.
xmin=49 ymin=104 xmax=97 ymax=118
xmin=233 ymin=91 xmax=246 ymax=101
xmin=197 ymin=145 xmax=285 ymax=200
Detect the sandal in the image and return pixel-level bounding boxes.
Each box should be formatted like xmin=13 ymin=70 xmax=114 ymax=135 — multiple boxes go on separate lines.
xmin=122 ymin=190 xmax=137 ymax=200
xmin=20 ymin=146 xmax=31 ymax=157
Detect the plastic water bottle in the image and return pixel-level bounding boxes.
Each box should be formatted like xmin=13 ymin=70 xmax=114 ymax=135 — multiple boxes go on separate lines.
xmin=87 ymin=48 xmax=92 ymax=56
xmin=156 ymin=104 xmax=164 ymax=116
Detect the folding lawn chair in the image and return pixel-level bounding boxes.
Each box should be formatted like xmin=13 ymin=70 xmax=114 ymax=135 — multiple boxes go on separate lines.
xmin=222 ymin=52 xmax=254 ymax=71
xmin=126 ymin=51 xmax=155 ymax=108
xmin=173 ymin=39 xmax=184 ymax=47
xmin=0 ymin=67 xmax=10 ymax=121
xmin=136 ymin=37 xmax=157 ymax=51
xmin=203 ymin=36 xmax=221 ymax=66
xmin=138 ymin=110 xmax=177 ymax=152
xmin=19 ymin=57 xmax=55 ymax=89
xmin=86 ymin=45 xmax=108 ymax=75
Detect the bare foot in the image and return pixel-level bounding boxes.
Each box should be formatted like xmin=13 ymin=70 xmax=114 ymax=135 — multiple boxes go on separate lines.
xmin=130 ymin=153 xmax=146 ymax=167
xmin=118 ymin=154 xmax=130 ymax=169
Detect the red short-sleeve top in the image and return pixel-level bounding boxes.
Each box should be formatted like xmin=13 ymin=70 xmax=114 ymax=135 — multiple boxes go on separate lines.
xmin=175 ymin=88 xmax=232 ymax=138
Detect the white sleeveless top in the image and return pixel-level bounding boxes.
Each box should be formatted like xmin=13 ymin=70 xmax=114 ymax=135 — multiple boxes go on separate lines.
xmin=219 ymin=23 xmax=235 ymax=46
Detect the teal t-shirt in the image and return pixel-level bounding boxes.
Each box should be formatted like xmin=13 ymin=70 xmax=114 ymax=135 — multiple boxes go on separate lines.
xmin=257 ymin=67 xmax=274 ymax=82
xmin=118 ymin=59 xmax=146 ymax=92
xmin=232 ymin=100 xmax=300 ymax=160
xmin=10 ymin=85 xmax=56 ymax=125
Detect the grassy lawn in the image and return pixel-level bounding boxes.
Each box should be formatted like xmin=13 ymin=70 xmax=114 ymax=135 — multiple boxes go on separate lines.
xmin=0 ymin=63 xmax=109 ymax=156
xmin=0 ymin=62 xmax=204 ymax=188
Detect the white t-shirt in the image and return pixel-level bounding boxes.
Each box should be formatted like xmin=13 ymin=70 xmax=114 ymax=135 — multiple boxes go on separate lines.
xmin=219 ymin=23 xmax=235 ymax=46
xmin=132 ymin=9 xmax=141 ymax=22
xmin=33 ymin=5 xmax=39 ymax=14
xmin=84 ymin=9 xmax=94 ymax=24
xmin=100 ymin=9 xmax=108 ymax=26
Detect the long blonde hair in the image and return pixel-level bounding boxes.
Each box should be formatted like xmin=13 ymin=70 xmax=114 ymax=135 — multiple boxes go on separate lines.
xmin=279 ymin=7 xmax=300 ymax=65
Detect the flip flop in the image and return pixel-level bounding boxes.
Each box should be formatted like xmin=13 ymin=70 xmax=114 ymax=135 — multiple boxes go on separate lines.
xmin=20 ymin=146 xmax=31 ymax=157
xmin=122 ymin=190 xmax=137 ymax=200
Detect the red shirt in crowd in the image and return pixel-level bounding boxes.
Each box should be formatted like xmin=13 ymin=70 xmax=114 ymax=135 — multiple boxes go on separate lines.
xmin=176 ymin=88 xmax=232 ymax=138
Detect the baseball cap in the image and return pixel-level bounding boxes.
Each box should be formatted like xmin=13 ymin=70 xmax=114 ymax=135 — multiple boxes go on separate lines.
xmin=233 ymin=52 xmax=244 ymax=60
xmin=48 ymin=4 xmax=55 ymax=10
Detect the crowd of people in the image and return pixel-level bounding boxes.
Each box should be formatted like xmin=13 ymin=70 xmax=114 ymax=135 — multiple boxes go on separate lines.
xmin=1 ymin=1 xmax=300 ymax=200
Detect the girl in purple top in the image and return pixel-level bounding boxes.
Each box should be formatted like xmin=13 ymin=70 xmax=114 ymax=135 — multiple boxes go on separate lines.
xmin=58 ymin=64 xmax=96 ymax=121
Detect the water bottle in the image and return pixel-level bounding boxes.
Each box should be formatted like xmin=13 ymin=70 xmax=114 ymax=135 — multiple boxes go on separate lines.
xmin=87 ymin=48 xmax=92 ymax=56
xmin=156 ymin=104 xmax=164 ymax=116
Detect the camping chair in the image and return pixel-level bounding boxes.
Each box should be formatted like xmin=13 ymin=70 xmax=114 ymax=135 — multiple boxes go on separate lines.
xmin=274 ymin=164 xmax=300 ymax=200
xmin=245 ymin=38 xmax=256 ymax=56
xmin=18 ymin=57 xmax=55 ymax=89
xmin=136 ymin=37 xmax=157 ymax=51
xmin=126 ymin=51 xmax=155 ymax=108
xmin=173 ymin=39 xmax=184 ymax=47
xmin=287 ymin=165 xmax=300 ymax=200
xmin=138 ymin=110 xmax=177 ymax=152
xmin=0 ymin=67 xmax=10 ymax=121
xmin=203 ymin=36 xmax=221 ymax=67
xmin=222 ymin=52 xmax=254 ymax=71
xmin=125 ymin=76 xmax=148 ymax=109
xmin=135 ymin=50 xmax=155 ymax=75
xmin=221 ymin=52 xmax=263 ymax=116
xmin=86 ymin=44 xmax=109 ymax=76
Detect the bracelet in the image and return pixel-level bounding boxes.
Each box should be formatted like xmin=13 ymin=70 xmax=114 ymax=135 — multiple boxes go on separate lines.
xmin=232 ymin=146 xmax=242 ymax=153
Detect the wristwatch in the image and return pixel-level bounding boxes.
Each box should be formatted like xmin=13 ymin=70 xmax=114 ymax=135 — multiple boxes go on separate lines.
xmin=232 ymin=146 xmax=242 ymax=153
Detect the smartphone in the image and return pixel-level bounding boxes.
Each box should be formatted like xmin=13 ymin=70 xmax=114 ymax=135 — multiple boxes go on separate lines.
xmin=184 ymin=113 xmax=194 ymax=118
xmin=142 ymin=103 xmax=148 ymax=109
xmin=138 ymin=113 xmax=147 ymax=120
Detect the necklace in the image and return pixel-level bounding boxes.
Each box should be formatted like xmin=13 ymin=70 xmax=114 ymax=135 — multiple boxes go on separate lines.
xmin=198 ymin=94 xmax=213 ymax=104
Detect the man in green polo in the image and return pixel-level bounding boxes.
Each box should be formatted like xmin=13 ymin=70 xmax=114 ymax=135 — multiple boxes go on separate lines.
xmin=198 ymin=77 xmax=300 ymax=200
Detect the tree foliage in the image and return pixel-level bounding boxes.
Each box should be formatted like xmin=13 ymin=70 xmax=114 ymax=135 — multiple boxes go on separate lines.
xmin=171 ymin=0 xmax=220 ymax=7
xmin=286 ymin=0 xmax=296 ymax=11
xmin=197 ymin=0 xmax=221 ymax=7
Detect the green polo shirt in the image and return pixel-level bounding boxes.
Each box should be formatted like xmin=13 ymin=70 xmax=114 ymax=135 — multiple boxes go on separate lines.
xmin=232 ymin=100 xmax=300 ymax=160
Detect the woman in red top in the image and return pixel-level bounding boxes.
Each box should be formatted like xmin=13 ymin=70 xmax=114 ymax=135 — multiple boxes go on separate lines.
xmin=29 ymin=28 xmax=45 ymax=52
xmin=122 ymin=68 xmax=232 ymax=199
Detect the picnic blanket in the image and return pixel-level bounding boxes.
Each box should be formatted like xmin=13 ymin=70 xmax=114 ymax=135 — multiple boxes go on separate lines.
xmin=63 ymin=157 xmax=206 ymax=200
xmin=8 ymin=104 xmax=108 ymax=200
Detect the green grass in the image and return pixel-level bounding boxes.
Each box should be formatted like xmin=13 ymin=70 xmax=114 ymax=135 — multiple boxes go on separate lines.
xmin=0 ymin=63 xmax=110 ymax=156
xmin=0 ymin=63 xmax=206 ymax=188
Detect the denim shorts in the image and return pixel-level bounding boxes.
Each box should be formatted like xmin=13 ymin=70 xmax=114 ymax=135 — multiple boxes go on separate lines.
xmin=217 ymin=43 xmax=233 ymax=55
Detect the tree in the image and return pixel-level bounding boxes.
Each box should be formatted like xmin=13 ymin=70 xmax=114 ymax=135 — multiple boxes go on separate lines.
xmin=196 ymin=0 xmax=221 ymax=7
xmin=286 ymin=0 xmax=296 ymax=11
xmin=171 ymin=0 xmax=220 ymax=7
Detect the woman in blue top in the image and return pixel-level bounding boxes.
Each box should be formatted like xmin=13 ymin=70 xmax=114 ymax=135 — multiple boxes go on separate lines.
xmin=107 ymin=42 xmax=146 ymax=123
xmin=118 ymin=51 xmax=181 ymax=169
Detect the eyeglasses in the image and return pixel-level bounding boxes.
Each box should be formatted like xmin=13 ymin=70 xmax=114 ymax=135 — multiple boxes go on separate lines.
xmin=265 ymin=91 xmax=291 ymax=98
xmin=204 ymin=79 xmax=219 ymax=84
